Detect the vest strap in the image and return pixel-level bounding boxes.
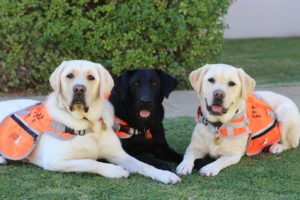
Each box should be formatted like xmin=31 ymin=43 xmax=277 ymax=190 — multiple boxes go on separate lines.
xmin=251 ymin=119 xmax=278 ymax=140
xmin=11 ymin=114 xmax=39 ymax=142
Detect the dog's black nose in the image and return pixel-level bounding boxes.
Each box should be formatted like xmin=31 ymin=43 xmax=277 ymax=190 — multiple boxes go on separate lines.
xmin=140 ymin=96 xmax=151 ymax=105
xmin=73 ymin=85 xmax=86 ymax=94
xmin=213 ymin=90 xmax=225 ymax=99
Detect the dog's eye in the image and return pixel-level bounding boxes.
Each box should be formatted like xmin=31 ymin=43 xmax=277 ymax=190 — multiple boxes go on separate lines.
xmin=66 ymin=73 xmax=74 ymax=79
xmin=152 ymin=81 xmax=158 ymax=86
xmin=208 ymin=78 xmax=215 ymax=83
xmin=87 ymin=75 xmax=95 ymax=81
xmin=133 ymin=81 xmax=140 ymax=87
xmin=228 ymin=81 xmax=236 ymax=87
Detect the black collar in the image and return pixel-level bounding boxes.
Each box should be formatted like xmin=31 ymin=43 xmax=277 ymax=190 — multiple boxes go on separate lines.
xmin=196 ymin=106 xmax=241 ymax=130
xmin=197 ymin=106 xmax=223 ymax=129
xmin=64 ymin=126 xmax=88 ymax=136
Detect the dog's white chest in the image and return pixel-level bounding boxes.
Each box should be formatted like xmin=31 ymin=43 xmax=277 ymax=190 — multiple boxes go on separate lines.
xmin=198 ymin=125 xmax=248 ymax=158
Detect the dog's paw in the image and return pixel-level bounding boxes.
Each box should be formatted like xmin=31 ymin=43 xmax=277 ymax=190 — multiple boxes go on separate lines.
xmin=154 ymin=171 xmax=181 ymax=184
xmin=100 ymin=164 xmax=129 ymax=179
xmin=0 ymin=156 xmax=7 ymax=164
xmin=199 ymin=163 xmax=220 ymax=177
xmin=269 ymin=143 xmax=286 ymax=154
xmin=176 ymin=161 xmax=193 ymax=176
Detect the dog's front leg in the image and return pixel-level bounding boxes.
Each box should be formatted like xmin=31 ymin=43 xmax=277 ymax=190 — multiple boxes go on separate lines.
xmin=129 ymin=154 xmax=172 ymax=171
xmin=176 ymin=143 xmax=206 ymax=176
xmin=102 ymin=130 xmax=180 ymax=184
xmin=151 ymin=125 xmax=183 ymax=163
xmin=199 ymin=154 xmax=242 ymax=177
xmin=108 ymin=152 xmax=181 ymax=184
xmin=152 ymin=143 xmax=183 ymax=163
xmin=43 ymin=159 xmax=129 ymax=179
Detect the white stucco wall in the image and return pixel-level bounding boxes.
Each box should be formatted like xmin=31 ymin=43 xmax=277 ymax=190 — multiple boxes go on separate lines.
xmin=224 ymin=0 xmax=300 ymax=39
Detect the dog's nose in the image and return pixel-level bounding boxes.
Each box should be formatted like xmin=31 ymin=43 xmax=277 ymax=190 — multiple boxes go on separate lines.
xmin=140 ymin=96 xmax=151 ymax=105
xmin=213 ymin=90 xmax=225 ymax=99
xmin=73 ymin=85 xmax=86 ymax=94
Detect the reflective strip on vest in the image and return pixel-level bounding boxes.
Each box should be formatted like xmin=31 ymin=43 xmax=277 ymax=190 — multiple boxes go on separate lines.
xmin=218 ymin=106 xmax=249 ymax=138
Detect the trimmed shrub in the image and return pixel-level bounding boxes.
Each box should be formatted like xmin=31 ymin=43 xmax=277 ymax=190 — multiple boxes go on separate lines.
xmin=0 ymin=0 xmax=231 ymax=92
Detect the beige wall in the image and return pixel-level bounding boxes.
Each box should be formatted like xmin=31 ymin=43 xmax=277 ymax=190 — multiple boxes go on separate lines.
xmin=224 ymin=0 xmax=300 ymax=39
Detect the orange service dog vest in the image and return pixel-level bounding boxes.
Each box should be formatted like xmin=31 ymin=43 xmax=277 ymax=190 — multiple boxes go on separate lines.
xmin=221 ymin=94 xmax=280 ymax=156
xmin=0 ymin=104 xmax=79 ymax=160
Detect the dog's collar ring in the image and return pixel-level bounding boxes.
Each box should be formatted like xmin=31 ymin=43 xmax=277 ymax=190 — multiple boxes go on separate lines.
xmin=77 ymin=130 xmax=86 ymax=136
xmin=132 ymin=129 xmax=139 ymax=135
xmin=202 ymin=116 xmax=208 ymax=126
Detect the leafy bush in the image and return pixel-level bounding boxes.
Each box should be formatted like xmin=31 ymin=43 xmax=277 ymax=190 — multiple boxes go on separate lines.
xmin=0 ymin=0 xmax=231 ymax=92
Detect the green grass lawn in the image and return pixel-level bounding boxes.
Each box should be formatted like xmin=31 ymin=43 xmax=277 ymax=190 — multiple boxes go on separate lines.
xmin=219 ymin=37 xmax=300 ymax=85
xmin=1 ymin=117 xmax=300 ymax=199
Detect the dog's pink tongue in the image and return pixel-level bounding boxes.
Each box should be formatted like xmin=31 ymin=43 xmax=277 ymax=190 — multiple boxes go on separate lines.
xmin=140 ymin=110 xmax=150 ymax=118
xmin=212 ymin=105 xmax=223 ymax=113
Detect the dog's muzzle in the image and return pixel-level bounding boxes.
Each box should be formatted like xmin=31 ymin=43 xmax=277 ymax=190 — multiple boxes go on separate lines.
xmin=138 ymin=96 xmax=152 ymax=119
xmin=70 ymin=85 xmax=89 ymax=113
xmin=205 ymin=89 xmax=228 ymax=115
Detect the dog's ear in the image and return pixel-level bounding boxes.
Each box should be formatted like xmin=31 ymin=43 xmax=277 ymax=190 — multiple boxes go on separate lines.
xmin=189 ymin=64 xmax=211 ymax=94
xmin=49 ymin=61 xmax=67 ymax=93
xmin=116 ymin=70 xmax=135 ymax=100
xmin=155 ymin=69 xmax=177 ymax=98
xmin=96 ymin=63 xmax=114 ymax=100
xmin=237 ymin=68 xmax=256 ymax=99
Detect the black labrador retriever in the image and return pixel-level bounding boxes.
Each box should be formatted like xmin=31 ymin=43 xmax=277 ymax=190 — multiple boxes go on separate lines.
xmin=109 ymin=69 xmax=213 ymax=171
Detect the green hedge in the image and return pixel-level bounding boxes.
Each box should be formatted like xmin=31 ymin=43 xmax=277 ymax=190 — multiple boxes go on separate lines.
xmin=0 ymin=0 xmax=231 ymax=92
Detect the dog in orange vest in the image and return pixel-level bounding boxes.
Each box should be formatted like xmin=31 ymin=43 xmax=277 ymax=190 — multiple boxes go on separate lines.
xmin=0 ymin=60 xmax=180 ymax=184
xmin=177 ymin=64 xmax=300 ymax=177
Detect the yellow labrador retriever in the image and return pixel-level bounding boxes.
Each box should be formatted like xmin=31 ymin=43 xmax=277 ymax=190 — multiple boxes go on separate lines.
xmin=0 ymin=60 xmax=180 ymax=184
xmin=177 ymin=64 xmax=300 ymax=176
